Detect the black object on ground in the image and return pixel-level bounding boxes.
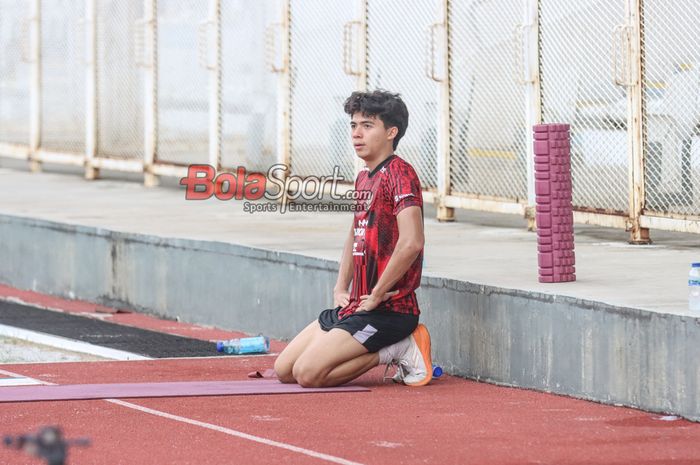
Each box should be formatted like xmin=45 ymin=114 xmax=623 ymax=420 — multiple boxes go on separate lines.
xmin=0 ymin=300 xmax=216 ymax=358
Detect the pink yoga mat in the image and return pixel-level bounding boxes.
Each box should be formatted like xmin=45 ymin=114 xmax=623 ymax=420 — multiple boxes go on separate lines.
xmin=0 ymin=380 xmax=369 ymax=403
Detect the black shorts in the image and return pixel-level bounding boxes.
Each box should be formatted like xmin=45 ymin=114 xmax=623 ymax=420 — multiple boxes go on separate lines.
xmin=317 ymin=307 xmax=419 ymax=353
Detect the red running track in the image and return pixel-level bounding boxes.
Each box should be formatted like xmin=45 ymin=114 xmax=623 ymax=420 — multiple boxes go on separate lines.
xmin=1 ymin=286 xmax=700 ymax=464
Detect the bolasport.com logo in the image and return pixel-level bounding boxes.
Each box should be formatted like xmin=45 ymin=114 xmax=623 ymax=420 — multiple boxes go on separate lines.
xmin=179 ymin=164 xmax=371 ymax=214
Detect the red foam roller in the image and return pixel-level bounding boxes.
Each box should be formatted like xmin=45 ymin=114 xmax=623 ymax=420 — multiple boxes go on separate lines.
xmin=538 ymin=254 xmax=553 ymax=268
xmin=534 ymin=141 xmax=549 ymax=155
xmin=533 ymin=123 xmax=576 ymax=283
xmin=536 ymin=213 xmax=552 ymax=229
xmin=535 ymin=181 xmax=550 ymax=196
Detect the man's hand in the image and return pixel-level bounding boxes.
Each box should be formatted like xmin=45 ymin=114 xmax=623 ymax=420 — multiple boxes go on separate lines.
xmin=357 ymin=290 xmax=399 ymax=312
xmin=333 ymin=288 xmax=350 ymax=308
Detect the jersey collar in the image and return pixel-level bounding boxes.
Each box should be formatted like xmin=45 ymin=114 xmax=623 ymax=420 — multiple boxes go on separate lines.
xmin=367 ymin=154 xmax=396 ymax=178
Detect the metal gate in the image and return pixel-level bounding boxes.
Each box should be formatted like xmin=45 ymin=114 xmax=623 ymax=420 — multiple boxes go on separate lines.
xmin=641 ymin=0 xmax=700 ymax=220
xmin=94 ymin=0 xmax=144 ymax=162
xmin=40 ymin=0 xmax=85 ymax=156
xmin=366 ymin=0 xmax=439 ymax=189
xmin=0 ymin=0 xmax=30 ymax=154
xmin=221 ymin=0 xmax=277 ymax=173
xmin=540 ymin=0 xmax=629 ymax=214
xmin=448 ymin=0 xmax=527 ymax=202
xmin=0 ymin=0 xmax=698 ymax=237
xmin=288 ymin=0 xmax=356 ymax=181
xmin=156 ymin=0 xmax=209 ymax=166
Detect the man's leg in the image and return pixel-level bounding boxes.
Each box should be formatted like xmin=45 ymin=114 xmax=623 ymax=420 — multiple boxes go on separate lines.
xmin=273 ymin=320 xmax=325 ymax=384
xmin=379 ymin=323 xmax=433 ymax=387
xmin=292 ymin=328 xmax=379 ymax=388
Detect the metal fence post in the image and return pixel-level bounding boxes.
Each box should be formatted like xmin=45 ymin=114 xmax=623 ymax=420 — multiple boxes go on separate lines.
xmin=275 ymin=0 xmax=291 ymax=172
xmin=524 ymin=0 xmax=541 ymax=230
xmin=28 ymin=0 xmax=42 ymax=173
xmin=436 ymin=0 xmax=454 ymax=221
xmin=84 ymin=0 xmax=98 ymax=180
xmin=626 ymin=0 xmax=650 ymax=243
xmin=355 ymin=0 xmax=367 ymax=92
xmin=353 ymin=0 xmax=368 ymax=177
xmin=207 ymin=0 xmax=222 ymax=172
xmin=143 ymin=0 xmax=158 ymax=186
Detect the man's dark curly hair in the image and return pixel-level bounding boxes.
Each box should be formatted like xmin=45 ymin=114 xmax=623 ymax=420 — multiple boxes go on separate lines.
xmin=343 ymin=90 xmax=409 ymax=150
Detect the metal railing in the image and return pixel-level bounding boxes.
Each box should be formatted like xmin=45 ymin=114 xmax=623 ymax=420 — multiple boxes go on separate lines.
xmin=0 ymin=0 xmax=698 ymax=239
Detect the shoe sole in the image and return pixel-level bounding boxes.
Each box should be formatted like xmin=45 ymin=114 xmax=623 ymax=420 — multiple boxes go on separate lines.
xmin=405 ymin=323 xmax=432 ymax=387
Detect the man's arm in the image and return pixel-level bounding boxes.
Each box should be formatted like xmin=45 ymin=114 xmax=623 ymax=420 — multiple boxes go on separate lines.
xmin=357 ymin=205 xmax=424 ymax=311
xmin=333 ymin=222 xmax=355 ymax=308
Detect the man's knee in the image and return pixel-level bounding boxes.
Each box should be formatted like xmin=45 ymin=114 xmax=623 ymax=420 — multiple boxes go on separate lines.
xmin=292 ymin=358 xmax=326 ymax=388
xmin=273 ymin=355 xmax=296 ymax=384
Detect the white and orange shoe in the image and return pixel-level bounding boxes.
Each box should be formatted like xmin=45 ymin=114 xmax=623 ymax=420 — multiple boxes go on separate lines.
xmin=390 ymin=324 xmax=433 ymax=387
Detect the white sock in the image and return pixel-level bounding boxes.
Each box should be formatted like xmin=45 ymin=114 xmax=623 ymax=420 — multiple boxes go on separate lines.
xmin=378 ymin=336 xmax=411 ymax=365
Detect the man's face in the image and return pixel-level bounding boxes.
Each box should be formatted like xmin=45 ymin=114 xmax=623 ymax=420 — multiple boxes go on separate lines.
xmin=350 ymin=113 xmax=396 ymax=160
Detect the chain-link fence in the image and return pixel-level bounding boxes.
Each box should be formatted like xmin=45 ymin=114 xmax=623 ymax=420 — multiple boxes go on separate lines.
xmin=96 ymin=0 xmax=144 ymax=160
xmin=540 ymin=0 xmax=629 ymax=214
xmin=288 ymin=0 xmax=355 ymax=182
xmin=449 ymin=0 xmax=527 ymax=202
xmin=156 ymin=0 xmax=209 ymax=165
xmin=0 ymin=0 xmax=699 ymax=236
xmin=366 ymin=0 xmax=439 ymax=189
xmin=221 ymin=0 xmax=277 ymax=173
xmin=40 ymin=0 xmax=85 ymax=154
xmin=0 ymin=0 xmax=30 ymax=146
xmin=641 ymin=0 xmax=700 ymax=217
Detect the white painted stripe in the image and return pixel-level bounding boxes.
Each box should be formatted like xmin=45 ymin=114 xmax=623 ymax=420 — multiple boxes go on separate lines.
xmin=0 ymin=354 xmax=279 ymax=365
xmin=0 ymin=358 xmax=120 ymax=365
xmin=0 ymin=368 xmax=366 ymax=465
xmin=0 ymin=368 xmax=51 ymax=384
xmin=0 ymin=377 xmax=43 ymax=386
xmin=0 ymin=324 xmax=151 ymax=361
xmin=106 ymin=399 xmax=366 ymax=465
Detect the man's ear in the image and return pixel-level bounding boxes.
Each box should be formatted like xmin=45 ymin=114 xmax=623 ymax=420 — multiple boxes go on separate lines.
xmin=387 ymin=126 xmax=398 ymax=141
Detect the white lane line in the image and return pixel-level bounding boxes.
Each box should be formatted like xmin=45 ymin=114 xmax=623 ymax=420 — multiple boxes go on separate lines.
xmin=0 ymin=354 xmax=280 ymax=365
xmin=106 ymin=399 xmax=366 ymax=465
xmin=0 ymin=324 xmax=151 ymax=361
xmin=0 ymin=377 xmax=43 ymax=386
xmin=0 ymin=368 xmax=367 ymax=465
xmin=0 ymin=368 xmax=56 ymax=384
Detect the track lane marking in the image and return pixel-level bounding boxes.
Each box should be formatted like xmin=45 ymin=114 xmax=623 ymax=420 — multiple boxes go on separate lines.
xmin=0 ymin=367 xmax=367 ymax=465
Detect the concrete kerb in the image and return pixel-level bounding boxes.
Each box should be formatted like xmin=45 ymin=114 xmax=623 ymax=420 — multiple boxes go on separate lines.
xmin=0 ymin=212 xmax=698 ymax=421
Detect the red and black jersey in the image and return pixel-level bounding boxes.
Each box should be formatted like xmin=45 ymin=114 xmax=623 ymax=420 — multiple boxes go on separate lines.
xmin=339 ymin=155 xmax=423 ymax=318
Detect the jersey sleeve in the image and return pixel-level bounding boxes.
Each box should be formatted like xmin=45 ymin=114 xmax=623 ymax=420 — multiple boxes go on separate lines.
xmin=387 ymin=162 xmax=423 ymax=216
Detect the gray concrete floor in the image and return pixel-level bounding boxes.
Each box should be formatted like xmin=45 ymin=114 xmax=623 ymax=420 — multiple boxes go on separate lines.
xmin=1 ymin=159 xmax=698 ymax=315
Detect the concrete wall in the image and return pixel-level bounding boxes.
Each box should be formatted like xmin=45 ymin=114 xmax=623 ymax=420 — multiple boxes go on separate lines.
xmin=1 ymin=213 xmax=698 ymax=421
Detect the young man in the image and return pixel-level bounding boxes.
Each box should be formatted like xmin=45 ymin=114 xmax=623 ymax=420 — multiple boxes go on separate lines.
xmin=273 ymin=90 xmax=432 ymax=388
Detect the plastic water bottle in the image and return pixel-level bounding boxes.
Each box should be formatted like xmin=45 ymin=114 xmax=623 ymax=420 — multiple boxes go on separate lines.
xmin=432 ymin=364 xmax=443 ymax=379
xmin=216 ymin=336 xmax=270 ymax=355
xmin=689 ymin=263 xmax=700 ymax=314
